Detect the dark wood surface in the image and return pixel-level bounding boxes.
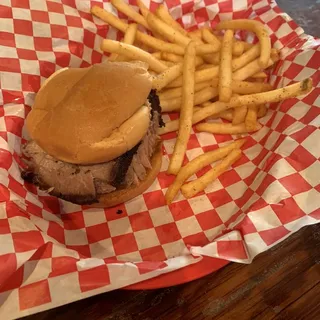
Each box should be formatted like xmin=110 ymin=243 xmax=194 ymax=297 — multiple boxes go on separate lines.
xmin=25 ymin=224 xmax=320 ymax=320
xmin=25 ymin=1 xmax=320 ymax=319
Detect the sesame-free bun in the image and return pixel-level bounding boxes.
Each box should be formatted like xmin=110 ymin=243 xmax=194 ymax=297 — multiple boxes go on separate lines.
xmin=93 ymin=140 xmax=162 ymax=208
xmin=26 ymin=61 xmax=153 ymax=164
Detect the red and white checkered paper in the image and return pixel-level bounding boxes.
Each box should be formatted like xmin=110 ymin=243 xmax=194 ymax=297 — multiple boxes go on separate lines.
xmin=0 ymin=0 xmax=319 ymax=318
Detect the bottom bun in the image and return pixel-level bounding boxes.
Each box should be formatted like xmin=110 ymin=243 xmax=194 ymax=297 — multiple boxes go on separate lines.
xmin=91 ymin=141 xmax=163 ymax=208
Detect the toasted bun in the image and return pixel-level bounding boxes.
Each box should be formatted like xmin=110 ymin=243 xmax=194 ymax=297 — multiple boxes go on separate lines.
xmin=26 ymin=61 xmax=153 ymax=164
xmin=92 ymin=141 xmax=162 ymax=208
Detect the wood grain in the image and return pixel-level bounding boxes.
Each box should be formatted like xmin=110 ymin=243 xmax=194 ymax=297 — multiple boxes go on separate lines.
xmin=24 ymin=224 xmax=320 ymax=320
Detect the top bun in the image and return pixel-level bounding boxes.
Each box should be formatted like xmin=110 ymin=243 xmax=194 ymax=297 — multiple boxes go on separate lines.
xmin=26 ymin=61 xmax=153 ymax=164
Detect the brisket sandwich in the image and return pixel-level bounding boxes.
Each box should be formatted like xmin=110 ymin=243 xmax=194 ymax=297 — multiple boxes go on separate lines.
xmin=21 ymin=61 xmax=164 ymax=207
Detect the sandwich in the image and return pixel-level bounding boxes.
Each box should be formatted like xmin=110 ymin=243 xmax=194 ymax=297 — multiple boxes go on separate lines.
xmin=21 ymin=61 xmax=164 ymax=207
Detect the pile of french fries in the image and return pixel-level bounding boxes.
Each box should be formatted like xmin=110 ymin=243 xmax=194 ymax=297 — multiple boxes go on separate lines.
xmin=91 ymin=1 xmax=313 ymax=204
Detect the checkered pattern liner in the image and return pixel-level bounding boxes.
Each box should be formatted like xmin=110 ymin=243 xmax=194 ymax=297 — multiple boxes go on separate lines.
xmin=0 ymin=0 xmax=319 ymax=318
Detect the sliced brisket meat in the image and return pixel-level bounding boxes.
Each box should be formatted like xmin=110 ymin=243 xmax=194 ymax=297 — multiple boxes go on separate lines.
xmin=111 ymin=142 xmax=141 ymax=188
xmin=148 ymin=89 xmax=165 ymax=127
xmin=21 ymin=91 xmax=162 ymax=205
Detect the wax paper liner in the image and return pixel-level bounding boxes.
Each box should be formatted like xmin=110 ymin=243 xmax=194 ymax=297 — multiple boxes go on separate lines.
xmin=0 ymin=0 xmax=319 ymax=318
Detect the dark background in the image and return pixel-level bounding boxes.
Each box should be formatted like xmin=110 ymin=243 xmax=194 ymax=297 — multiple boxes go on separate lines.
xmin=25 ymin=1 xmax=320 ymax=319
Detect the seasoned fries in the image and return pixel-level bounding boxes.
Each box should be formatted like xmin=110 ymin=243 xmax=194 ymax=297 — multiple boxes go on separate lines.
xmin=100 ymin=40 xmax=167 ymax=73
xmin=91 ymin=6 xmax=185 ymax=54
xmin=232 ymin=41 xmax=245 ymax=56
xmin=159 ymin=81 xmax=211 ymax=100
xmin=181 ymin=149 xmax=242 ymax=199
xmin=196 ymin=122 xmax=262 ymax=134
xmin=231 ymin=44 xmax=260 ymax=71
xmin=158 ymin=101 xmax=230 ymax=134
xmin=233 ymin=106 xmax=248 ymax=125
xmin=155 ymin=4 xmax=188 ymax=36
xmin=257 ymin=104 xmax=268 ymax=118
xmin=111 ymin=0 xmax=149 ymax=30
xmin=168 ymin=42 xmax=196 ymax=175
xmin=219 ymin=30 xmax=234 ymax=102
xmin=228 ymin=78 xmax=313 ymax=108
xmin=245 ymin=105 xmax=258 ymax=131
xmin=115 ymin=23 xmax=138 ymax=61
xmin=167 ymin=65 xmax=219 ymax=87
xmin=202 ymin=28 xmax=221 ymax=50
xmin=92 ymin=4 xmax=314 ymax=201
xmin=161 ymin=86 xmax=219 ymax=112
xmin=152 ymin=63 xmax=183 ymax=90
xmin=147 ymin=12 xmax=190 ymax=46
xmin=136 ymin=0 xmax=150 ymax=19
xmin=231 ymin=80 xmax=273 ymax=95
xmin=165 ymin=140 xmax=245 ymax=204
xmin=216 ymin=19 xmax=271 ymax=68
xmin=233 ymin=57 xmax=275 ymax=81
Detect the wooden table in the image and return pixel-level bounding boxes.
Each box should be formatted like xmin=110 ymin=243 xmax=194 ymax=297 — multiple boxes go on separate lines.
xmin=25 ymin=1 xmax=320 ymax=319
xmin=25 ymin=224 xmax=320 ymax=320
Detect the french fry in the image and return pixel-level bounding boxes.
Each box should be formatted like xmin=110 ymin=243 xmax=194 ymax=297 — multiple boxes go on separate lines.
xmin=155 ymin=4 xmax=188 ymax=36
xmin=218 ymin=109 xmax=234 ymax=121
xmin=211 ymin=52 xmax=220 ymax=65
xmin=216 ymin=19 xmax=271 ymax=68
xmin=228 ymin=78 xmax=313 ymax=108
xmin=243 ymin=42 xmax=254 ymax=51
xmin=196 ymin=43 xmax=220 ymax=55
xmin=152 ymin=52 xmax=162 ymax=59
xmin=161 ymin=86 xmax=219 ymax=112
xmin=231 ymin=44 xmax=260 ymax=71
xmin=188 ymin=32 xmax=205 ymax=45
xmin=245 ymin=105 xmax=258 ymax=131
xmin=168 ymin=42 xmax=196 ymax=175
xmin=196 ymin=122 xmax=262 ymax=134
xmin=252 ymin=77 xmax=265 ymax=83
xmin=152 ymin=62 xmax=183 ymax=90
xmin=208 ymin=107 xmax=234 ymax=121
xmin=217 ymin=35 xmax=251 ymax=56
xmin=251 ymin=71 xmax=267 ymax=79
xmin=200 ymin=29 xmax=221 ymax=65
xmin=136 ymin=0 xmax=149 ymax=19
xmin=159 ymin=60 xmax=176 ymax=67
xmin=219 ymin=29 xmax=234 ymax=102
xmin=232 ymin=41 xmax=245 ymax=56
xmin=167 ymin=66 xmax=219 ymax=87
xmin=100 ymin=40 xmax=167 ymax=73
xmin=115 ymin=23 xmax=138 ymax=61
xmin=158 ymin=101 xmax=230 ymax=134
xmin=233 ymin=57 xmax=275 ymax=81
xmin=91 ymin=6 xmax=127 ymax=32
xmin=147 ymin=12 xmax=190 ymax=46
xmin=159 ymin=81 xmax=211 ymax=100
xmin=202 ymin=28 xmax=221 ymax=50
xmin=162 ymin=52 xmax=183 ymax=63
xmin=231 ymin=80 xmax=273 ymax=94
xmin=181 ymin=149 xmax=242 ymax=198
xmin=197 ymin=64 xmax=215 ymax=71
xmin=108 ymin=52 xmax=119 ymax=61
xmin=233 ymin=106 xmax=248 ymax=125
xmin=257 ymin=104 xmax=268 ymax=118
xmin=193 ymin=106 xmax=202 ymax=113
xmin=169 ymin=47 xmax=274 ymax=87
xmin=111 ymin=0 xmax=149 ymax=30
xmin=188 ymin=29 xmax=203 ymax=39
xmin=162 ymin=52 xmax=204 ymax=65
xmin=212 ymin=78 xmax=273 ymax=95
xmin=91 ymin=6 xmax=185 ymax=55
xmin=165 ymin=140 xmax=245 ymax=203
